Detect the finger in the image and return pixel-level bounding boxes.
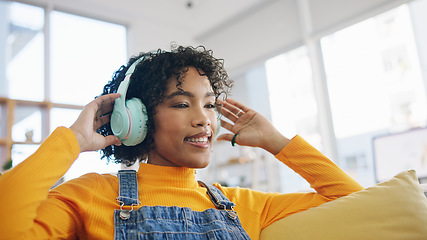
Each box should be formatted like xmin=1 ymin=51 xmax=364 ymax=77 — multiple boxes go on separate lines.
xmin=96 ymin=93 xmax=120 ymax=116
xmin=218 ymin=99 xmax=249 ymax=123
xmin=95 ymin=114 xmax=112 ymax=130
xmin=219 ymin=106 xmax=239 ymax=123
xmin=218 ymin=99 xmax=241 ymax=115
xmin=97 ymin=93 xmax=121 ymax=104
xmin=103 ymin=135 xmax=122 ymax=148
xmin=219 ymin=119 xmax=234 ymax=132
xmin=216 ymin=133 xmax=234 ymax=142
xmin=82 ymin=93 xmax=119 ymax=122
xmin=225 ymin=98 xmax=251 ymax=113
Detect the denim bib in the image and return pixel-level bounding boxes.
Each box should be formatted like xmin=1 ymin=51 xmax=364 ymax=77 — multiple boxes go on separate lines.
xmin=114 ymin=170 xmax=251 ymax=239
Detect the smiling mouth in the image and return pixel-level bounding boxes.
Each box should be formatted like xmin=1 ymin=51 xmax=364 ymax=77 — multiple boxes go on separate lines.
xmin=184 ymin=136 xmax=209 ymax=144
xmin=184 ymin=134 xmax=211 ymax=148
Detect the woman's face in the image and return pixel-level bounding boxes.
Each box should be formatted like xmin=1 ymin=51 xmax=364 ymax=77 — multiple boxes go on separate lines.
xmin=147 ymin=67 xmax=217 ymax=168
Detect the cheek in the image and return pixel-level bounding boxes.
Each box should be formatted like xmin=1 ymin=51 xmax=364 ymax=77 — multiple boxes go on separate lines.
xmin=154 ymin=113 xmax=185 ymax=137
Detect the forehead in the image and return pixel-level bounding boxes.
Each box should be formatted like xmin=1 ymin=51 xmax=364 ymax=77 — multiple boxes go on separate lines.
xmin=165 ymin=67 xmax=213 ymax=94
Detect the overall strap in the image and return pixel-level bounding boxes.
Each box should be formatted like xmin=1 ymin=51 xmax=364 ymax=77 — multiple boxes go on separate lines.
xmin=198 ymin=181 xmax=236 ymax=211
xmin=117 ymin=170 xmax=140 ymax=206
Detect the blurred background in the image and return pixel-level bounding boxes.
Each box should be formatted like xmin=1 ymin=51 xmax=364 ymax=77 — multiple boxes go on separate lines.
xmin=1 ymin=0 xmax=427 ymax=192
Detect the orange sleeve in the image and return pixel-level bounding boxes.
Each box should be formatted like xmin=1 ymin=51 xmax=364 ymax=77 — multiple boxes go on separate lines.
xmin=0 ymin=127 xmax=81 ymax=240
xmin=264 ymin=135 xmax=363 ymax=225
xmin=257 ymin=135 xmax=363 ymax=226
xmin=276 ymin=135 xmax=363 ymax=197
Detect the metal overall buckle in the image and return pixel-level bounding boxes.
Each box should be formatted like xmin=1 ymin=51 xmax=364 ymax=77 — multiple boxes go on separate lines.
xmin=116 ymin=196 xmax=141 ymax=220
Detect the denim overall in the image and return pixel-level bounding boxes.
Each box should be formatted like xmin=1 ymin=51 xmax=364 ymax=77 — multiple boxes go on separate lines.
xmin=114 ymin=170 xmax=251 ymax=239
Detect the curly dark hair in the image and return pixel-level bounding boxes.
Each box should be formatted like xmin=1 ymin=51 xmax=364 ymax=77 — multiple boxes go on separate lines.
xmin=97 ymin=45 xmax=233 ymax=166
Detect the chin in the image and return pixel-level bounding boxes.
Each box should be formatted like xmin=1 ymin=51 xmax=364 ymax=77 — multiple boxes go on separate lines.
xmin=191 ymin=159 xmax=210 ymax=169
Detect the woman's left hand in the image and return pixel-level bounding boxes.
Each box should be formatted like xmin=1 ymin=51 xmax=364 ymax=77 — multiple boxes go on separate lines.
xmin=216 ymin=98 xmax=291 ymax=155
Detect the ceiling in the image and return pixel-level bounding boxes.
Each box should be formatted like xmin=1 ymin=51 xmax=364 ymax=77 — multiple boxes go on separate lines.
xmin=139 ymin=0 xmax=269 ymax=40
xmin=62 ymin=0 xmax=271 ymax=43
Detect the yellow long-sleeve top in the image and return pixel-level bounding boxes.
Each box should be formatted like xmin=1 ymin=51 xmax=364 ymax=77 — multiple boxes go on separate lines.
xmin=0 ymin=127 xmax=363 ymax=240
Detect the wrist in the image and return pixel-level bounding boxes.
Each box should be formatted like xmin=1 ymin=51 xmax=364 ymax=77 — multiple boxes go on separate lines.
xmin=69 ymin=126 xmax=85 ymax=152
xmin=263 ymin=131 xmax=291 ymax=155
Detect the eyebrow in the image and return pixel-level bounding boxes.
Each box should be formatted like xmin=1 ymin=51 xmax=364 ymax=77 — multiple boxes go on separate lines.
xmin=165 ymin=90 xmax=215 ymax=99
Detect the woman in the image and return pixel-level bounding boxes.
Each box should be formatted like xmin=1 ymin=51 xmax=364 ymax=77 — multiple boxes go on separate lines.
xmin=0 ymin=46 xmax=363 ymax=239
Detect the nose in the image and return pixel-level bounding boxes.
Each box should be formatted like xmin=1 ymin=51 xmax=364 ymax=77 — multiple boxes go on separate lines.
xmin=191 ymin=107 xmax=211 ymax=127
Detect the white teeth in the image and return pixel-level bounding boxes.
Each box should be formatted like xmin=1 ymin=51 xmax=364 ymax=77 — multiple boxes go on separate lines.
xmin=186 ymin=137 xmax=208 ymax=143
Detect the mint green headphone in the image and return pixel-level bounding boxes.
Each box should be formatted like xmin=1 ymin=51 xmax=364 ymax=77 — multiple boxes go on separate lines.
xmin=110 ymin=57 xmax=148 ymax=146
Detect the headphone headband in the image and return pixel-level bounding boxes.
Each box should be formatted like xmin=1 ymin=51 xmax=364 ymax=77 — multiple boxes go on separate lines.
xmin=125 ymin=56 xmax=146 ymax=76
xmin=116 ymin=55 xmax=147 ymax=110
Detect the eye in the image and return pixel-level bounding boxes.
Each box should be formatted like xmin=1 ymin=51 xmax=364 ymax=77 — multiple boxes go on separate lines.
xmin=205 ymin=103 xmax=216 ymax=109
xmin=172 ymin=103 xmax=189 ymax=108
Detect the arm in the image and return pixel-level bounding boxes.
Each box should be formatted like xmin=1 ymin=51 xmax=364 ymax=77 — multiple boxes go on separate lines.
xmin=217 ymin=97 xmax=363 ymax=195
xmin=257 ymin=136 xmax=363 ymax=228
xmin=276 ymin=135 xmax=363 ymax=198
xmin=0 ymin=128 xmax=80 ymax=240
xmin=0 ymin=94 xmax=121 ymax=240
xmin=216 ymin=135 xmax=363 ymax=237
xmin=217 ymin=98 xmax=363 ymax=227
xmin=217 ymin=98 xmax=361 ymax=192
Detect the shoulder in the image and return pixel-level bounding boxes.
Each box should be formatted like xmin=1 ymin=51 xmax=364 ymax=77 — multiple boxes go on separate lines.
xmin=213 ymin=183 xmax=275 ymax=209
xmin=51 ymin=172 xmax=118 ymax=197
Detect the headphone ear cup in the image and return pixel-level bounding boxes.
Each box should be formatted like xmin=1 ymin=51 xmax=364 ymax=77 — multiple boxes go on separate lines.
xmin=122 ymin=97 xmax=148 ymax=146
xmin=111 ymin=100 xmax=131 ymax=141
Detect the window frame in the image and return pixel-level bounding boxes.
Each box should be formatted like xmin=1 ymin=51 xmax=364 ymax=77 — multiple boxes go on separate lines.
xmin=0 ymin=0 xmax=127 ymax=170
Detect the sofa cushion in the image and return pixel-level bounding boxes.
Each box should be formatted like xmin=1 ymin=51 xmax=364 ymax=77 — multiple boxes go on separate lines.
xmin=260 ymin=170 xmax=427 ymax=240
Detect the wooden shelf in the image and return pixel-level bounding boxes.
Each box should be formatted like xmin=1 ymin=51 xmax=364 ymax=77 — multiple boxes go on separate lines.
xmin=0 ymin=97 xmax=84 ymax=167
xmin=218 ymin=157 xmax=253 ymax=167
xmin=11 ymin=141 xmax=42 ymax=145
xmin=0 ymin=97 xmax=84 ymax=110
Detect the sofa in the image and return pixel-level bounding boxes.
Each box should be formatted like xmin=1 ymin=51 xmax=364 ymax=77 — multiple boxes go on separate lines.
xmin=260 ymin=170 xmax=427 ymax=240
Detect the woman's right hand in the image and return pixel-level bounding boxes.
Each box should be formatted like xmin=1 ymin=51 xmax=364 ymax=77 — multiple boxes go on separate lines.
xmin=70 ymin=93 xmax=122 ymax=152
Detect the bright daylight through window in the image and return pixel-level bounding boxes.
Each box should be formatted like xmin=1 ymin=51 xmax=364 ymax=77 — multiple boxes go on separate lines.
xmin=266 ymin=47 xmax=320 ymax=193
xmin=321 ymin=4 xmax=427 ymax=186
xmin=266 ymin=3 xmax=427 ymax=188
xmin=0 ymin=2 xmax=127 ymax=180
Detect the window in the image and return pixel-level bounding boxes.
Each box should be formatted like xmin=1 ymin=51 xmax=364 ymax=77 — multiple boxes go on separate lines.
xmin=266 ymin=47 xmax=321 ymax=148
xmin=0 ymin=1 xmax=127 ymax=178
xmin=50 ymin=11 xmax=126 ymax=105
xmin=321 ymin=5 xmax=427 ymax=186
xmin=3 ymin=2 xmax=44 ymax=101
xmin=264 ymin=2 xmax=427 ymax=190
xmin=12 ymin=105 xmax=42 ymax=142
xmin=265 ymin=46 xmax=320 ymax=193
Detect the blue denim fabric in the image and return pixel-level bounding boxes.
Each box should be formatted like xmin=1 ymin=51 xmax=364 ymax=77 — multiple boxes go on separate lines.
xmin=117 ymin=170 xmax=140 ymax=206
xmin=114 ymin=170 xmax=251 ymax=240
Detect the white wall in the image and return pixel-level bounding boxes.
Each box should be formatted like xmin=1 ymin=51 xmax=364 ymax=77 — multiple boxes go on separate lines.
xmin=127 ymin=19 xmax=199 ymax=56
xmin=197 ymin=0 xmax=303 ymax=73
